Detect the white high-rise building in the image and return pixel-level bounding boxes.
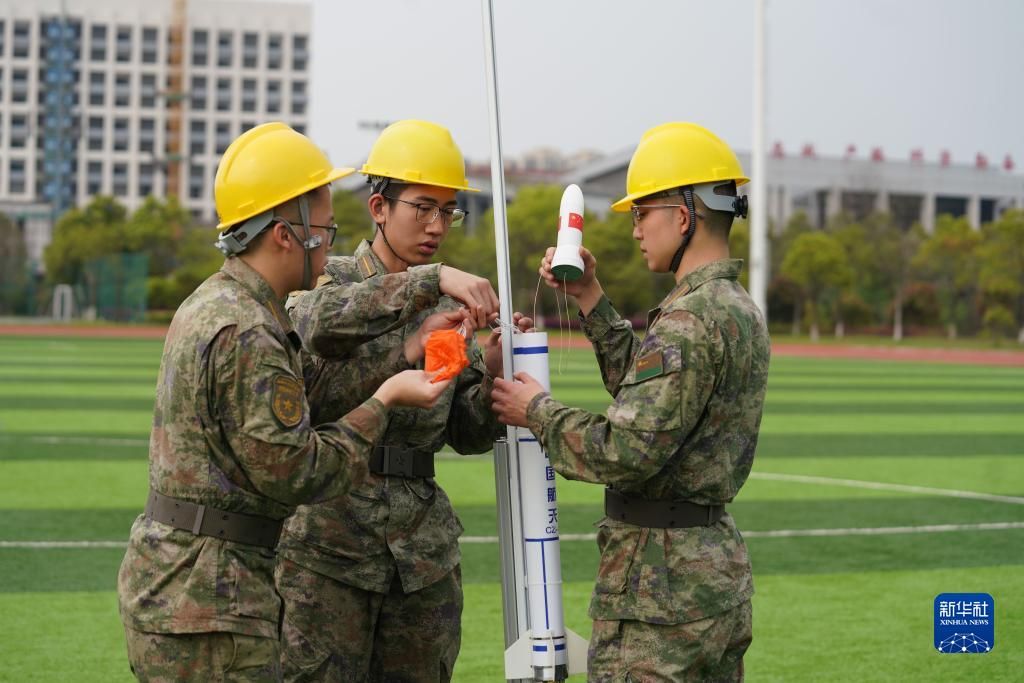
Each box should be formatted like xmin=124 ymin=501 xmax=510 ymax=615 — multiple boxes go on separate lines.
xmin=0 ymin=0 xmax=312 ymax=264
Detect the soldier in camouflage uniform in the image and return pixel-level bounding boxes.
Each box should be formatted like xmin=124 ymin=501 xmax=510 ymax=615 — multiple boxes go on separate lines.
xmin=492 ymin=122 xmax=770 ymax=682
xmin=116 ymin=123 xmax=460 ymax=682
xmin=276 ymin=120 xmax=519 ymax=682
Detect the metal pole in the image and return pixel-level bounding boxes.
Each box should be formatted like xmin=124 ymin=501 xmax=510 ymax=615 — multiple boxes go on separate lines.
xmin=480 ymin=0 xmax=530 ymax=678
xmin=750 ymin=0 xmax=769 ymax=317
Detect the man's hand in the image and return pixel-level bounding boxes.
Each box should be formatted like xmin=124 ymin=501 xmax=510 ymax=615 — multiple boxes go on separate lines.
xmin=483 ymin=312 xmax=535 ymax=379
xmin=438 ymin=266 xmax=500 ymax=328
xmin=539 ymin=246 xmax=604 ymax=316
xmin=405 ymin=309 xmax=471 ymax=365
xmin=491 ymin=371 xmax=546 ymax=427
xmin=374 ymin=370 xmax=452 ymax=409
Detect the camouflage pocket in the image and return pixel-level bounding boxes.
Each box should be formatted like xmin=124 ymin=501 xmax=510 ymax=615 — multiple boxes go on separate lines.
xmin=222 ymin=546 xmax=280 ymax=623
xmin=593 ymin=521 xmax=643 ymax=595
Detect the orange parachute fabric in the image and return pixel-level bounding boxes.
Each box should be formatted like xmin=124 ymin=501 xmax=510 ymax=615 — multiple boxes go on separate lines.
xmin=424 ymin=329 xmax=469 ymax=383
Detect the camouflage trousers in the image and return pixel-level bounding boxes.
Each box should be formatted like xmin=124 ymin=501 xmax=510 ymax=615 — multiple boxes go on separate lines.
xmin=588 ymin=600 xmax=752 ymax=682
xmin=124 ymin=626 xmax=281 ymax=682
xmin=275 ymin=557 xmax=463 ymax=682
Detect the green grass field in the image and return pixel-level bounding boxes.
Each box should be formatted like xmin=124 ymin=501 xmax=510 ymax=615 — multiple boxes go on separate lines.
xmin=0 ymin=336 xmax=1022 ymax=682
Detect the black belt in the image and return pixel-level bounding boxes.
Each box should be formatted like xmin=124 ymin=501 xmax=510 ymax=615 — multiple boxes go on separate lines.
xmin=369 ymin=445 xmax=435 ymax=478
xmin=604 ymin=488 xmax=724 ymax=528
xmin=144 ymin=490 xmax=283 ymax=549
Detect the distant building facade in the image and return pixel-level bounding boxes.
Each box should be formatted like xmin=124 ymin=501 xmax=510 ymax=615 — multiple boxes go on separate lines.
xmin=0 ymin=0 xmax=311 ymax=265
xmin=566 ymin=145 xmax=1024 ymax=233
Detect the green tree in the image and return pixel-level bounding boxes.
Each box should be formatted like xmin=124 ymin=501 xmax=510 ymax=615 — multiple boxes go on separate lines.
xmin=588 ymin=211 xmax=663 ymax=321
xmin=729 ymin=218 xmax=750 ymax=291
xmin=44 ymin=196 xmax=130 ymax=315
xmin=780 ymin=231 xmax=852 ymax=341
xmin=127 ymin=196 xmax=190 ymax=277
xmin=912 ymin=215 xmax=981 ymax=339
xmin=0 ymin=212 xmax=29 ymax=314
xmin=977 ymin=209 xmax=1024 ymax=343
xmin=331 ymin=188 xmax=373 ymax=255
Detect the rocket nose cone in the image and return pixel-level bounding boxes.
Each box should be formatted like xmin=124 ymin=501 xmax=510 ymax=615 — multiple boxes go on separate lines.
xmin=559 ymin=184 xmax=584 ymax=214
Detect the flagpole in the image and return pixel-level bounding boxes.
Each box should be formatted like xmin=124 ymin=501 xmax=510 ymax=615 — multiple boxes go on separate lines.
xmin=750 ymin=0 xmax=769 ymax=316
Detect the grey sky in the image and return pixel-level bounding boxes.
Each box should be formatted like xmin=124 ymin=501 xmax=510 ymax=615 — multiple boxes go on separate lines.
xmin=302 ymin=0 xmax=1023 ymax=172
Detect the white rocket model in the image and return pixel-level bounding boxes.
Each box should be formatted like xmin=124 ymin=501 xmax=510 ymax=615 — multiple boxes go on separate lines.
xmin=550 ymin=184 xmax=585 ymax=282
xmin=503 ymin=331 xmax=588 ymax=681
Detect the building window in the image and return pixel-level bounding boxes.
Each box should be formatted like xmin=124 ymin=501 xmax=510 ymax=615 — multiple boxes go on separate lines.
xmin=140 ymin=73 xmax=157 ymax=108
xmin=0 ymin=20 xmax=6 ymax=58
xmin=241 ymin=120 xmax=257 ymax=134
xmin=241 ymin=78 xmax=257 ymax=112
xmin=217 ymin=31 xmax=233 ymax=68
xmin=87 ymin=160 xmax=103 ymax=195
xmin=90 ymin=24 xmax=106 ymax=61
xmin=189 ymin=119 xmax=206 ymax=156
xmin=10 ymin=159 xmax=27 ymax=194
xmin=292 ymin=34 xmax=308 ymax=71
xmin=293 ymin=123 xmax=306 ymax=135
xmin=216 ymin=77 xmax=231 ymax=112
xmin=114 ymin=118 xmax=130 ymax=151
xmin=87 ymin=116 xmax=104 ymax=151
xmin=11 ymin=114 xmax=29 ymax=149
xmin=14 ymin=20 xmax=31 ymax=59
xmin=89 ymin=71 xmax=105 ymax=106
xmin=142 ymin=27 xmax=158 ymax=63
xmin=191 ymin=29 xmax=208 ymax=66
xmin=12 ymin=68 xmax=29 ymax=103
xmin=267 ymin=33 xmax=282 ymax=70
xmin=116 ymin=26 xmax=131 ymax=63
xmin=138 ymin=162 xmax=154 ymax=196
xmin=291 ymin=80 xmax=307 ymax=115
xmin=139 ymin=118 xmax=155 ymax=153
xmin=266 ymin=79 xmax=280 ymax=114
xmin=113 ymin=162 xmax=128 ymax=195
xmin=0 ymin=67 xmax=4 ymax=100
xmin=115 ymin=73 xmax=131 ymax=107
xmin=243 ymin=32 xmax=258 ymax=68
xmin=189 ymin=163 xmax=204 ymax=199
xmin=215 ymin=122 xmax=231 ymax=154
xmin=190 ymin=75 xmax=207 ymax=110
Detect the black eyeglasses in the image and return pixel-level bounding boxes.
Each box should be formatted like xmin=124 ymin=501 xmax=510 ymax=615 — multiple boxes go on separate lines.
xmin=307 ymin=223 xmax=338 ymax=248
xmin=629 ymin=204 xmax=705 ymax=228
xmin=386 ymin=196 xmax=467 ymax=228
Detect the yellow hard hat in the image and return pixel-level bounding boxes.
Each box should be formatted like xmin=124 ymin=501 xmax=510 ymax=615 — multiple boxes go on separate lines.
xmin=610 ymin=122 xmax=749 ymax=213
xmin=214 ymin=122 xmax=354 ymax=229
xmin=360 ymin=119 xmax=479 ymax=192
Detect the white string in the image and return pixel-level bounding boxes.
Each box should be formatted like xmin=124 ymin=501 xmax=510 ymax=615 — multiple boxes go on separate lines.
xmin=532 ymin=272 xmax=543 ymax=330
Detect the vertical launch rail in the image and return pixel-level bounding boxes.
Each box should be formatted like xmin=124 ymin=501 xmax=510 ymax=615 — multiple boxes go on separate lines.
xmin=481 ymin=2 xmax=588 ymax=680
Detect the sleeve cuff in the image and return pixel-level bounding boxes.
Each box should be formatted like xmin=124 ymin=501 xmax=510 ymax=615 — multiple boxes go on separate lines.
xmin=526 ymin=392 xmax=556 ymax=440
xmin=580 ymin=295 xmax=620 ymax=342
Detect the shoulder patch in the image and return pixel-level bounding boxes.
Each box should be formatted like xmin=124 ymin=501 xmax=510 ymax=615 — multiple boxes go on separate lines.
xmin=271 ymin=374 xmax=304 ymax=428
xmin=635 ymin=350 xmax=664 ymax=381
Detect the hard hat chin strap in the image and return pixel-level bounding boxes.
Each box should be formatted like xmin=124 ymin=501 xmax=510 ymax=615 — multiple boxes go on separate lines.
xmin=278 ymin=195 xmax=317 ymax=290
xmin=669 ymin=187 xmax=697 ymax=274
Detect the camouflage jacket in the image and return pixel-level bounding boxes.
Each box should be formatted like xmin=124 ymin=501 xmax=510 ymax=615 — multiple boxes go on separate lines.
xmin=527 ymin=259 xmax=770 ymax=625
xmin=117 ymin=256 xmax=439 ymax=638
xmin=278 ymin=240 xmax=503 ymax=594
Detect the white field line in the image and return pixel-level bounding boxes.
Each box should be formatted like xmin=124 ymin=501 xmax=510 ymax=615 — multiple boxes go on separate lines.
xmin=0 ymin=435 xmax=148 ymax=447
xmin=5 ymin=521 xmax=1024 ymax=549
xmin=2 ymin=473 xmax=1022 ymax=548
xmin=749 ymin=471 xmax=1024 ymax=505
